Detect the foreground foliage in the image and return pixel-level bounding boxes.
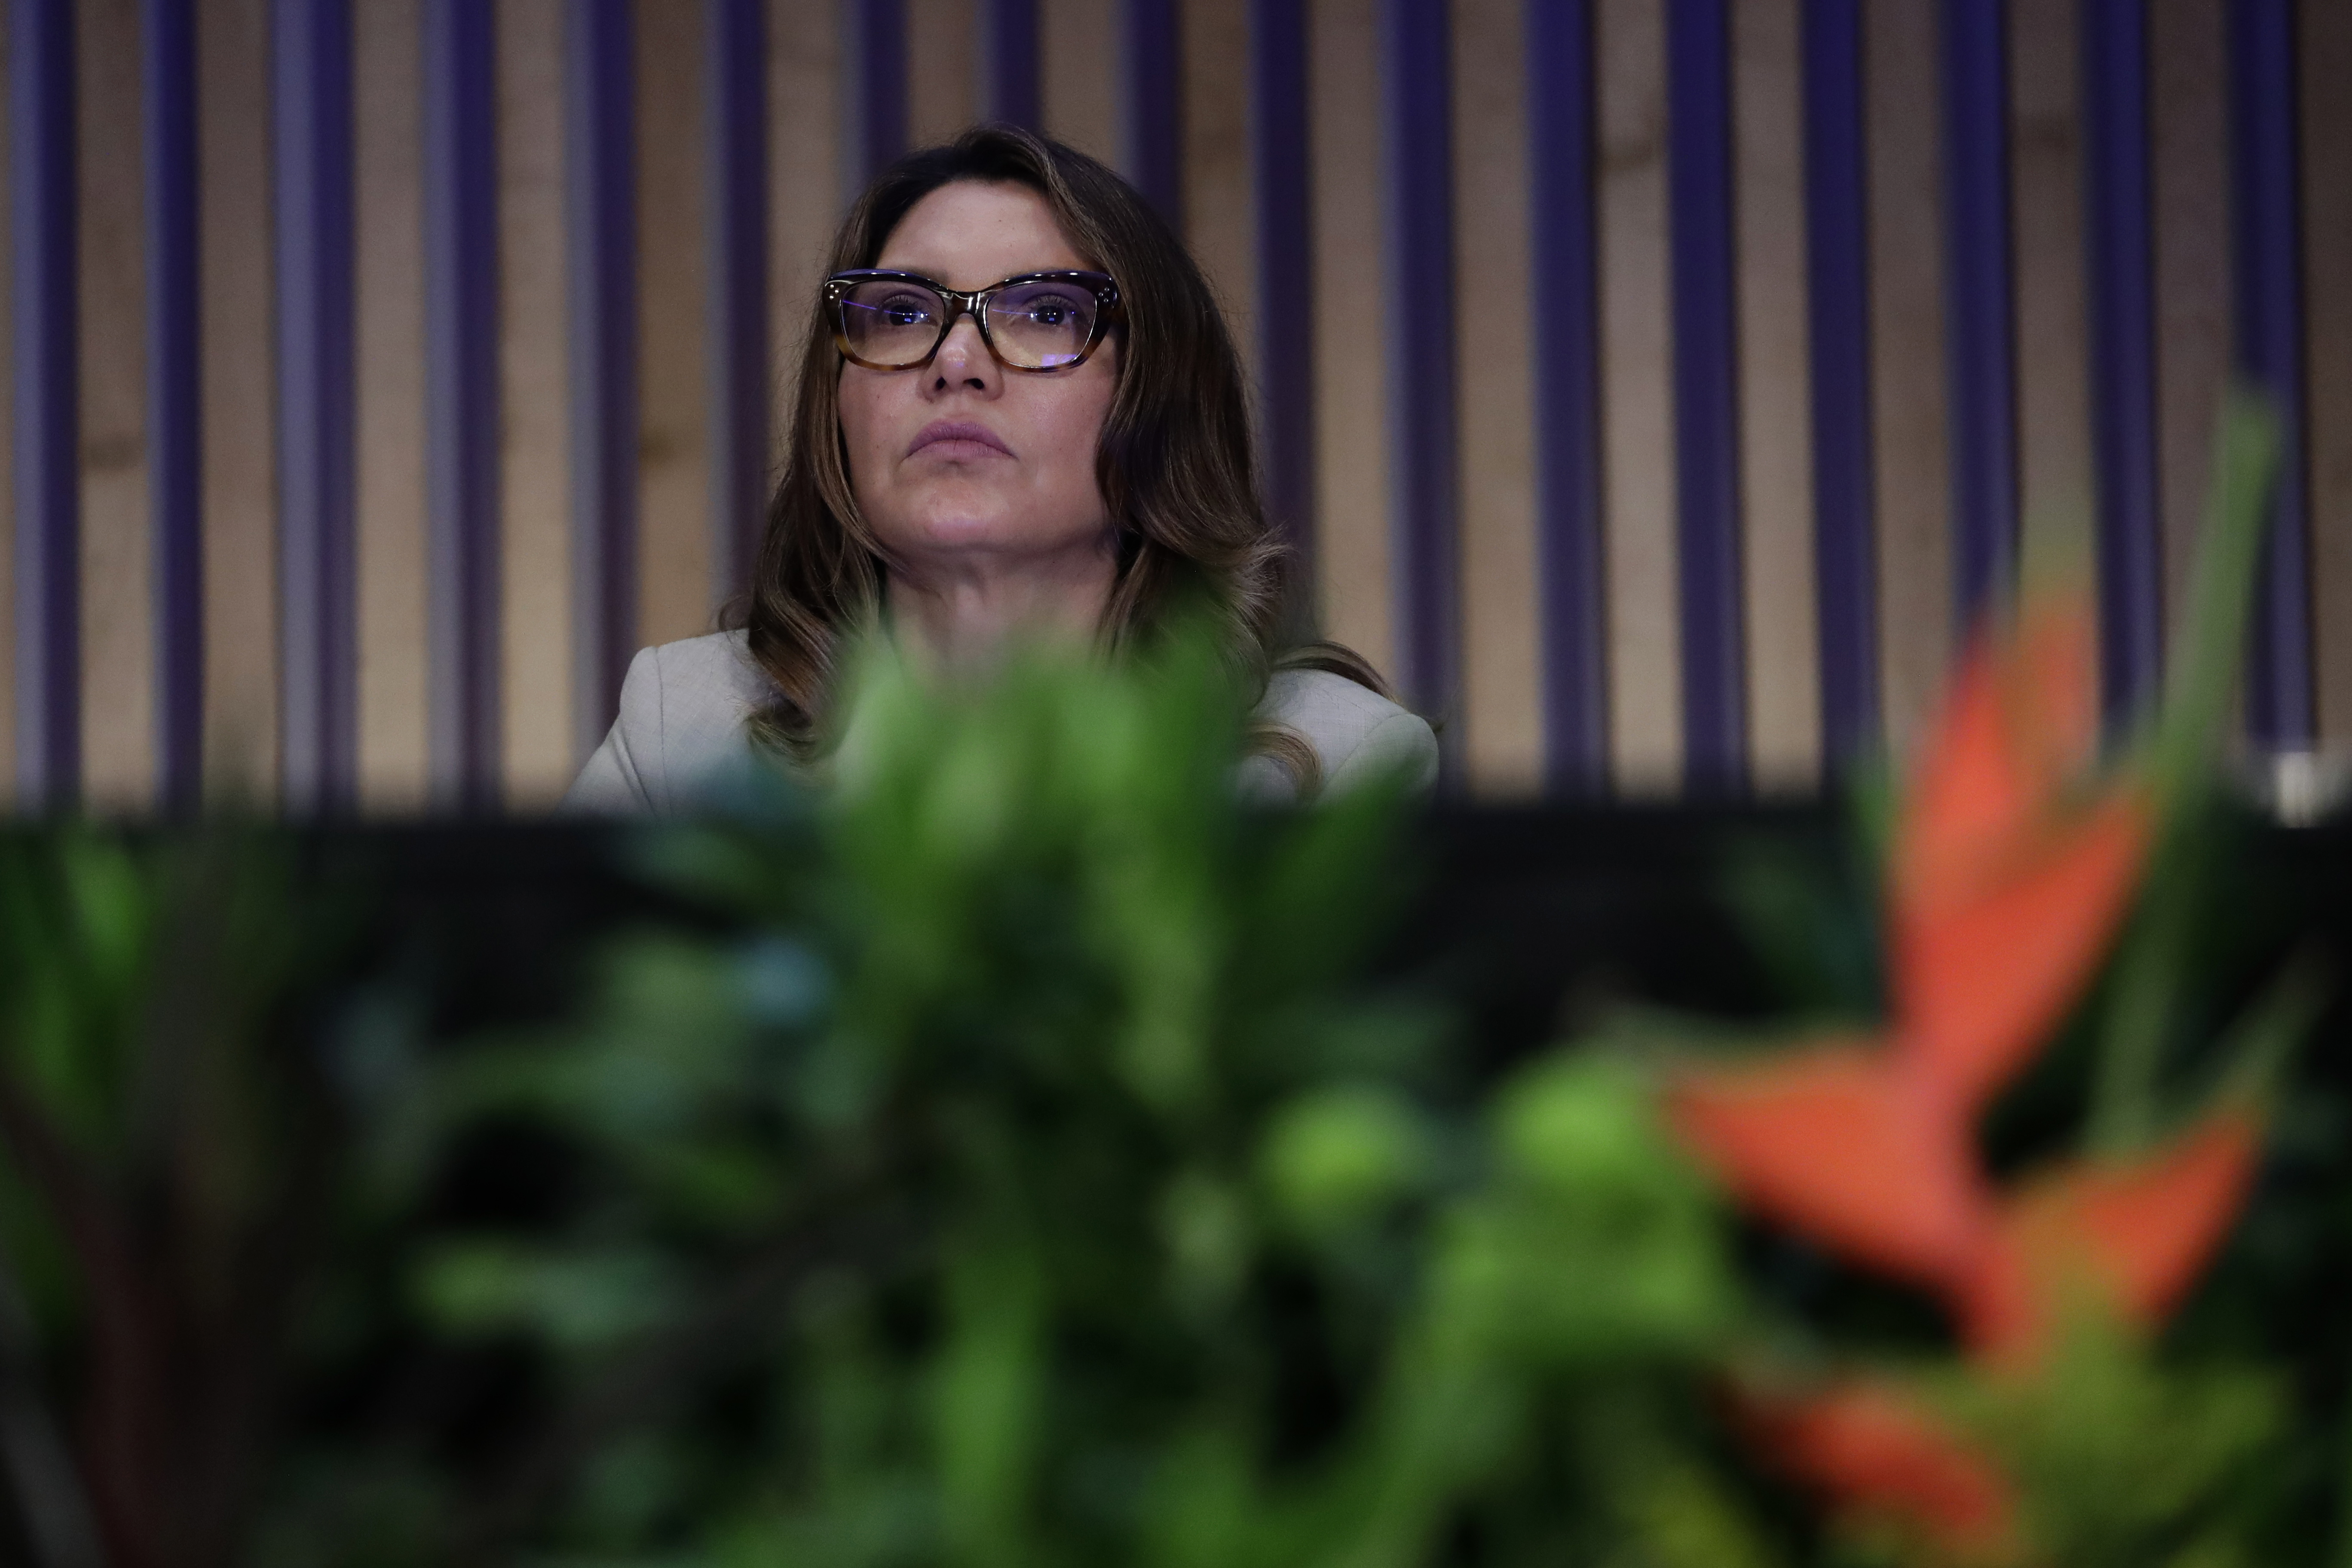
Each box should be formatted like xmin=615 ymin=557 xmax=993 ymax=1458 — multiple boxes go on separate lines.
xmin=0 ymin=400 xmax=2339 ymax=1567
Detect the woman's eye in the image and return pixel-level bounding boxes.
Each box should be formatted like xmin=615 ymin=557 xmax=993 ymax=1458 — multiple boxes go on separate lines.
xmin=880 ymin=294 xmax=935 ymax=325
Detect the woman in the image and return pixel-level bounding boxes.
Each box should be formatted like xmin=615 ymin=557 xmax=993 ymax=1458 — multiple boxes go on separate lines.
xmin=565 ymin=125 xmax=1434 ymax=814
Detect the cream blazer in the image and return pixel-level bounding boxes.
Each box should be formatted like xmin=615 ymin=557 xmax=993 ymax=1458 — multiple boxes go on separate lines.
xmin=562 ymin=630 xmax=1440 ymax=815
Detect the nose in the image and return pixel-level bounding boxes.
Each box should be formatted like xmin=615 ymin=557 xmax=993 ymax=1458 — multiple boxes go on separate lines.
xmin=928 ymin=309 xmax=998 ymax=395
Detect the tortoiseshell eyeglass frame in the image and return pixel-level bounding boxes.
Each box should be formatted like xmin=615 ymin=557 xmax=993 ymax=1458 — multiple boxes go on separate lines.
xmin=821 ymin=269 xmax=1125 ymax=373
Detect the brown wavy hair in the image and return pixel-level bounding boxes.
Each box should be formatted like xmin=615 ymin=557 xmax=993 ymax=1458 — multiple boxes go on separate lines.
xmin=735 ymin=124 xmax=1385 ymax=793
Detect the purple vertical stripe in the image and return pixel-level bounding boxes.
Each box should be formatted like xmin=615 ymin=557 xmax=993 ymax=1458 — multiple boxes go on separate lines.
xmin=567 ymin=0 xmax=638 ymax=758
xmin=274 ymin=0 xmax=358 ymax=813
xmin=2228 ymin=0 xmax=2312 ymax=748
xmin=424 ymin=0 xmax=501 ymax=811
xmin=1667 ymin=0 xmax=1746 ymax=791
xmin=983 ymin=0 xmax=1041 ymax=130
xmin=709 ymin=0 xmax=769 ymax=604
xmin=1124 ymin=0 xmax=1182 ymax=227
xmin=1802 ymin=0 xmax=1878 ymax=765
xmin=2083 ymin=0 xmax=2163 ymax=728
xmin=1941 ymin=0 xmax=2019 ymax=630
xmin=1252 ymin=0 xmax=1314 ymax=594
xmin=1381 ymin=0 xmax=1458 ymax=756
xmin=147 ymin=0 xmax=203 ymax=812
xmin=12 ymin=0 xmax=78 ymax=808
xmin=848 ymin=0 xmax=906 ymax=185
xmin=1528 ymin=0 xmax=1608 ymax=793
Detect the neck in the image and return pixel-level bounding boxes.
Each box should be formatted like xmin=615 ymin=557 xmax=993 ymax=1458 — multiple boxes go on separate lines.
xmin=884 ymin=535 xmax=1120 ymax=679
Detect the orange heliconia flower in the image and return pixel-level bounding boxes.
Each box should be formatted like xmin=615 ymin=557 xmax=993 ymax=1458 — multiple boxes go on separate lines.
xmin=1663 ymin=598 xmax=2268 ymax=1554
xmin=1732 ymin=1376 xmax=2019 ymax=1562
xmin=1960 ymin=1107 xmax=2264 ymax=1365
xmin=1667 ymin=1047 xmax=1987 ymax=1292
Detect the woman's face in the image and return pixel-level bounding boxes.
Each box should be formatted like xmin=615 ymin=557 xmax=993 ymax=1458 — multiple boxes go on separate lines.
xmin=836 ymin=181 xmax=1120 ymax=573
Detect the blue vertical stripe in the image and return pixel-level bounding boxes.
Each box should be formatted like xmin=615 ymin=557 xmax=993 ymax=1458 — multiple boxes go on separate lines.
xmin=1528 ymin=0 xmax=1608 ymax=792
xmin=1252 ymin=0 xmax=1315 ymax=590
xmin=709 ymin=0 xmax=769 ymax=604
xmin=1381 ymin=0 xmax=1458 ymax=753
xmin=2228 ymin=0 xmax=2312 ymax=748
xmin=568 ymin=0 xmax=639 ymax=758
xmin=983 ymin=0 xmax=1041 ymax=130
xmin=2083 ymin=0 xmax=2162 ymax=728
xmin=1941 ymin=0 xmax=2018 ymax=630
xmin=848 ymin=0 xmax=907 ymax=187
xmin=1667 ymin=0 xmax=1746 ymax=791
xmin=12 ymin=0 xmax=78 ymax=808
xmin=1124 ymin=0 xmax=1183 ymax=227
xmin=1802 ymin=0 xmax=1878 ymax=766
xmin=147 ymin=0 xmax=203 ymax=812
xmin=424 ymin=0 xmax=502 ymax=810
xmin=274 ymin=0 xmax=358 ymax=813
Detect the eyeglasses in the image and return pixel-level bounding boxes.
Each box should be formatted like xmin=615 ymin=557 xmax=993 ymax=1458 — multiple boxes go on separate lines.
xmin=822 ymin=269 xmax=1124 ymax=373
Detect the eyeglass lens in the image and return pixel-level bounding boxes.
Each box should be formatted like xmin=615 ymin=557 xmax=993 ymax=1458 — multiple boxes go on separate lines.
xmin=836 ymin=277 xmax=1101 ymax=370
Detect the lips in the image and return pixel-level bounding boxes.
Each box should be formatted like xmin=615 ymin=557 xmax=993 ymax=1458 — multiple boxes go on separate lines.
xmin=907 ymin=420 xmax=1014 ymax=461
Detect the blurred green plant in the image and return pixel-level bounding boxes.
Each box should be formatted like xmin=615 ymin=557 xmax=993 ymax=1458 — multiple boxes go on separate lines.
xmin=346 ymin=634 xmax=1756 ymax=1568
xmin=0 ymin=402 xmax=2338 ymax=1568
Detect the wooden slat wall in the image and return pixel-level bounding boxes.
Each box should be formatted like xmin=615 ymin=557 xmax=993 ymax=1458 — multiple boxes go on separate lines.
xmin=1452 ymin=0 xmax=1539 ymax=793
xmin=2307 ymin=0 xmax=2352 ymax=748
xmin=1864 ymin=0 xmax=1951 ymax=766
xmin=4 ymin=0 xmax=2350 ymax=812
xmin=354 ymin=0 xmax=427 ymax=810
xmin=1733 ymin=0 xmax=1819 ymax=791
xmin=78 ymin=0 xmax=151 ymax=807
xmin=1307 ymin=0 xmax=1390 ymax=678
xmin=1596 ymin=0 xmax=1679 ymax=793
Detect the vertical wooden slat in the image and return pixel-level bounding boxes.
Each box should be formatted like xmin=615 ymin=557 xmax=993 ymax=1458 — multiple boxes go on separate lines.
xmin=1124 ymin=0 xmax=1181 ymax=225
xmin=845 ymin=0 xmax=907 ymax=187
xmin=147 ymin=0 xmax=202 ymax=810
xmin=1867 ymin=0 xmax=1952 ymax=763
xmin=1041 ymin=0 xmax=1117 ymax=165
xmin=0 ymin=0 xmax=14 ymax=792
xmin=1452 ymin=0 xmax=1537 ymax=794
xmin=1803 ymin=0 xmax=1875 ymax=766
xmin=80 ymin=0 xmax=153 ymax=810
xmin=710 ymin=0 xmax=768 ymax=604
xmin=2009 ymin=0 xmax=2094 ymax=597
xmin=354 ymin=0 xmax=426 ymax=812
xmin=2306 ymin=0 xmax=2352 ymax=747
xmin=2150 ymin=0 xmax=2227 ymax=660
xmin=770 ymin=0 xmax=839 ymax=395
xmin=2083 ymin=0 xmax=2162 ymax=724
xmin=13 ymin=0 xmax=79 ymax=806
xmin=567 ymin=0 xmax=637 ymax=757
xmin=1666 ymin=0 xmax=1743 ymax=791
xmin=1381 ymin=0 xmax=1458 ymax=747
xmin=1528 ymin=0 xmax=1607 ymax=792
xmin=1251 ymin=0 xmax=1314 ymax=582
xmin=498 ymin=0 xmax=572 ymax=803
xmin=1185 ymin=0 xmax=1253 ymax=380
xmin=199 ymin=0 xmax=278 ymax=797
xmin=2229 ymin=0 xmax=2310 ymax=747
xmin=1942 ymin=0 xmax=2018 ymax=629
xmin=1733 ymin=0 xmax=1817 ymax=792
xmin=637 ymin=0 xmax=710 ymax=652
xmin=907 ymin=0 xmax=975 ymax=147
xmin=424 ymin=0 xmax=501 ymax=809
xmin=1598 ymin=0 xmax=1679 ymax=792
xmin=274 ymin=0 xmax=358 ymax=812
xmin=981 ymin=0 xmax=1040 ymax=128
xmin=1309 ymin=0 xmax=1391 ymax=676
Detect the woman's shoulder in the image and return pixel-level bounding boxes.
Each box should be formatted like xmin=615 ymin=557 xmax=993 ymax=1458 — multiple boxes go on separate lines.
xmin=643 ymin=628 xmax=774 ymax=717
xmin=562 ymin=631 xmax=775 ymax=814
xmin=1254 ymin=668 xmax=1439 ymax=796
